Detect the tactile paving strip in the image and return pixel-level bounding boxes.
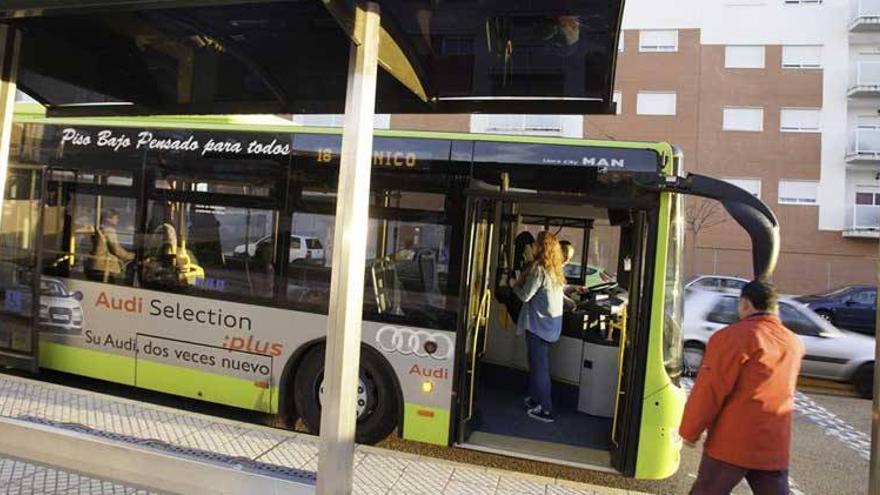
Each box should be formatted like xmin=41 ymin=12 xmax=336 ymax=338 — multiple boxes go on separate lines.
xmin=15 ymin=416 xmax=316 ymax=485
xmin=0 ymin=456 xmax=160 ymax=495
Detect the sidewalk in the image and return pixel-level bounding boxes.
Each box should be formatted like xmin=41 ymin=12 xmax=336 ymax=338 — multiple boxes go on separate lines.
xmin=0 ymin=373 xmax=647 ymax=495
xmin=0 ymin=454 xmax=159 ymax=495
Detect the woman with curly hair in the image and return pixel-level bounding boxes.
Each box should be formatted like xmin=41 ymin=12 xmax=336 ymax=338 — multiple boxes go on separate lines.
xmin=513 ymin=230 xmax=566 ymax=422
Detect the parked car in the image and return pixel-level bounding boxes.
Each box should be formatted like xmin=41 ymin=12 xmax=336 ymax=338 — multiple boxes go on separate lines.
xmin=795 ymin=285 xmax=876 ymax=335
xmin=564 ymin=262 xmax=616 ymax=287
xmin=232 ymin=234 xmax=325 ymax=264
xmin=683 ymin=290 xmax=875 ymax=398
xmin=684 ymin=275 xmax=749 ymax=293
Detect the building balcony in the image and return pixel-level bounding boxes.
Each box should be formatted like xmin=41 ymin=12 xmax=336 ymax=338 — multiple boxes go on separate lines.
xmin=846 ymin=127 xmax=880 ymax=163
xmin=852 ymin=0 xmax=880 ymax=32
xmin=849 ymin=62 xmax=880 ymax=97
xmin=844 ymin=204 xmax=880 ymax=238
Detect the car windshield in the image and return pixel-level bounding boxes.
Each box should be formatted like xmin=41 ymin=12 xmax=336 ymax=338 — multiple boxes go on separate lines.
xmin=306 ymin=239 xmax=323 ymax=249
xmin=789 ymin=300 xmax=842 ymax=336
xmin=40 ymin=281 xmax=65 ymax=296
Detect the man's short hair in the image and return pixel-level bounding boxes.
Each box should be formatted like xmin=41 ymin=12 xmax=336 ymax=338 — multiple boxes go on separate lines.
xmin=102 ymin=209 xmax=119 ymax=222
xmin=559 ymin=240 xmax=575 ymax=260
xmin=740 ymin=280 xmax=779 ymax=312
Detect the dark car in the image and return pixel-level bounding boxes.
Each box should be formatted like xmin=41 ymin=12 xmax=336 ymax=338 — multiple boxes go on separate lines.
xmin=795 ymin=285 xmax=877 ymax=335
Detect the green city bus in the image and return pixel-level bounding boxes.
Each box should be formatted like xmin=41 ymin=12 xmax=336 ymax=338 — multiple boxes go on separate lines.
xmin=0 ymin=104 xmax=778 ymax=479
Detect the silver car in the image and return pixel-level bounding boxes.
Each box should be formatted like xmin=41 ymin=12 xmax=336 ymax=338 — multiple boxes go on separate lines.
xmin=684 ymin=275 xmax=749 ymax=293
xmin=683 ymin=290 xmax=876 ymax=398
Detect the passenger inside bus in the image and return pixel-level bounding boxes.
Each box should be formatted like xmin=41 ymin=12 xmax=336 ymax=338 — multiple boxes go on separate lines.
xmin=142 ymin=200 xmax=191 ymax=288
xmin=85 ymin=209 xmax=134 ymax=284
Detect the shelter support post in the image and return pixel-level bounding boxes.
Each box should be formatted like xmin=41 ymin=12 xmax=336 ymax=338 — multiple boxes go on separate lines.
xmin=317 ymin=3 xmax=381 ymax=494
xmin=871 ymin=241 xmax=880 ymax=495
xmin=0 ymin=25 xmax=20 ymax=218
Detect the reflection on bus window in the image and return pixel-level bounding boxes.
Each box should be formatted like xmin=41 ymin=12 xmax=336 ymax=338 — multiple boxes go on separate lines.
xmin=285 ymin=190 xmax=456 ymax=330
xmin=142 ymin=201 xmax=276 ymax=299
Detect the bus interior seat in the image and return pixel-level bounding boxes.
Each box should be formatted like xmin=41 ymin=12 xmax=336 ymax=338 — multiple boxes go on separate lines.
xmin=370 ymin=258 xmax=404 ymax=316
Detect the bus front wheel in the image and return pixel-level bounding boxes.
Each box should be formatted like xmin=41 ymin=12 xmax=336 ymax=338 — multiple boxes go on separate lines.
xmin=293 ymin=344 xmax=400 ymax=445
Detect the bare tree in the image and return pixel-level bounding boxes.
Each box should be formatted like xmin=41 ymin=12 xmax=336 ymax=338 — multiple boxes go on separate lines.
xmin=684 ymin=198 xmax=726 ymax=275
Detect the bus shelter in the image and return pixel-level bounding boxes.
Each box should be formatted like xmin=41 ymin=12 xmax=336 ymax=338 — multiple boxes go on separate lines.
xmin=0 ymin=1 xmax=627 ymax=492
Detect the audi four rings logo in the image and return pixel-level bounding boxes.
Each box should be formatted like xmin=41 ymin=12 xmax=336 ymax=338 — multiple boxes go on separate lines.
xmin=375 ymin=325 xmax=453 ymax=360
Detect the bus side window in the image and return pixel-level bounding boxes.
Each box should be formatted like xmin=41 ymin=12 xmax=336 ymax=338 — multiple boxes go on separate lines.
xmin=285 ymin=211 xmax=335 ymax=312
xmin=41 ymin=169 xmax=138 ymax=287
xmin=142 ymin=200 xmax=278 ymax=300
xmin=285 ymin=190 xmax=457 ymax=331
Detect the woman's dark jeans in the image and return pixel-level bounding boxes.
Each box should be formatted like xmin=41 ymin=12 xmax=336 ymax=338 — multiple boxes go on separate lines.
xmin=526 ymin=330 xmax=552 ymax=413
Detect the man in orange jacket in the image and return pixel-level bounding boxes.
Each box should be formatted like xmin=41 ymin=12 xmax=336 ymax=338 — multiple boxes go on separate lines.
xmin=681 ymin=280 xmax=804 ymax=495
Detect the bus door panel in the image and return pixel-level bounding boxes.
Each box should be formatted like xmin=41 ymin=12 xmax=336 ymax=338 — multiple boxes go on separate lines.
xmin=609 ymin=211 xmax=652 ymax=476
xmin=41 ymin=168 xmax=76 ymax=277
xmin=456 ymin=197 xmax=497 ymax=442
xmin=0 ymin=165 xmax=46 ymax=372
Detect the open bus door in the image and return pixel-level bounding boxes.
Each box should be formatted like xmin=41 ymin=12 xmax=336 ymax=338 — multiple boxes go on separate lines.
xmin=456 ymin=196 xmax=498 ymax=443
xmin=0 ymin=165 xmax=46 ymax=372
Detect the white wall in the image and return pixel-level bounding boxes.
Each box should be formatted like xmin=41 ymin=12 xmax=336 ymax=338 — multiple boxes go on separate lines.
xmin=622 ymin=0 xmax=850 ymax=231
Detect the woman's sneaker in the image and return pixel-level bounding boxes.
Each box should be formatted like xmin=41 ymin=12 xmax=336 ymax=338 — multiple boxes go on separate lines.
xmin=527 ymin=405 xmax=555 ymax=423
xmin=524 ymin=396 xmax=538 ymax=409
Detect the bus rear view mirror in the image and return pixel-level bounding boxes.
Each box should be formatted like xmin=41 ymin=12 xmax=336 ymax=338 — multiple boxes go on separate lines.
xmin=658 ymin=173 xmax=780 ymax=281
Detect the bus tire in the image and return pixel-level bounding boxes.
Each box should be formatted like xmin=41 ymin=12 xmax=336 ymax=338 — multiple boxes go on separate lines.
xmin=293 ymin=344 xmax=400 ymax=445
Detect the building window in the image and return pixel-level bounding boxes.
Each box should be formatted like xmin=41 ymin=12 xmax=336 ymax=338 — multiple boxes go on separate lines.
xmin=855 ymin=189 xmax=880 ymax=205
xmin=618 ymin=31 xmax=625 ymax=53
xmin=723 ymin=107 xmax=764 ymax=132
xmin=613 ymin=91 xmax=623 ymax=115
xmin=639 ymin=30 xmax=678 ymax=53
xmin=724 ymin=177 xmax=762 ymax=198
xmin=782 ymin=45 xmax=822 ymax=69
xmin=780 ymin=108 xmax=821 ymax=132
xmin=636 ymin=92 xmax=676 ymax=116
xmin=778 ymin=180 xmax=818 ymax=205
xmin=292 ymin=114 xmax=391 ymax=129
xmin=725 ymin=46 xmax=765 ymax=69
xmin=470 ymin=114 xmax=583 ymax=138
